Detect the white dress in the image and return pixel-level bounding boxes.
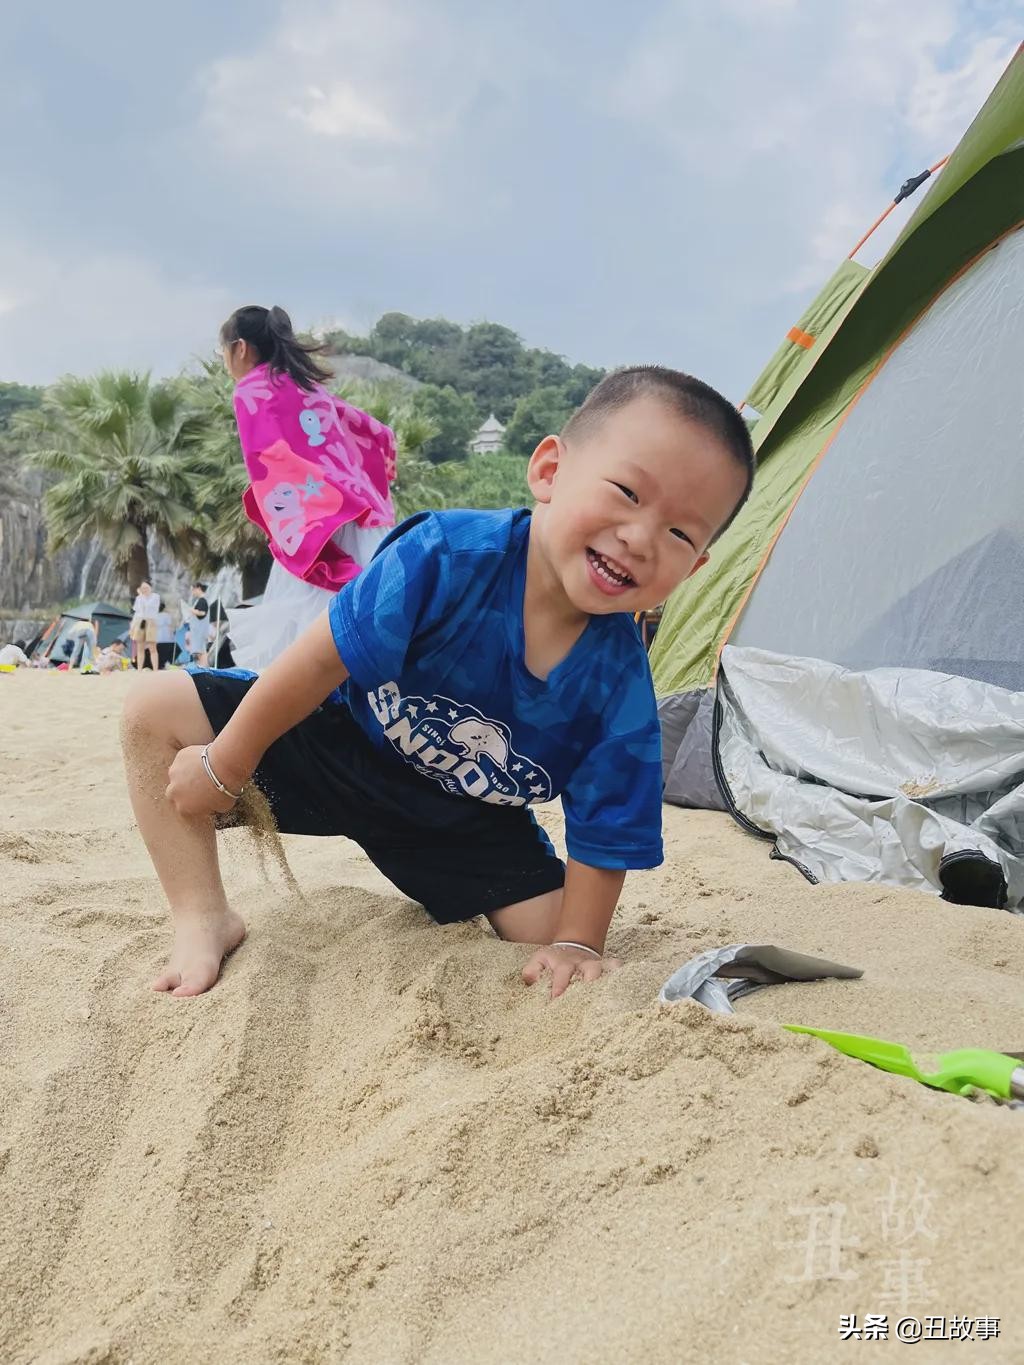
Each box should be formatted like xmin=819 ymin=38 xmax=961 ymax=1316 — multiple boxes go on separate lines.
xmin=228 ymin=521 xmax=389 ymax=672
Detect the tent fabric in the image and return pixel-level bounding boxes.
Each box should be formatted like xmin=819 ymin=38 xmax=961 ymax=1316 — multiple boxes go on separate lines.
xmin=743 ymin=259 xmax=868 ymax=415
xmin=65 ymin=601 xmax=130 ymax=622
xmin=31 ymin=603 xmax=132 ymax=660
xmin=659 ymin=690 xmax=725 ymax=812
xmin=649 ymin=45 xmax=1024 ymax=700
xmin=731 ymin=224 xmax=1024 ymax=690
xmin=653 ymin=48 xmax=1024 ymax=909
xmin=715 ymin=648 xmax=1024 ymax=912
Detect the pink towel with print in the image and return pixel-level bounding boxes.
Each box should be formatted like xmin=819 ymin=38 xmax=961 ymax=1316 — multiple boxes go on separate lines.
xmin=234 ymin=363 xmax=397 ymax=591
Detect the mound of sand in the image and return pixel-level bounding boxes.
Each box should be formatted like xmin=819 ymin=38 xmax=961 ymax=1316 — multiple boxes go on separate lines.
xmin=1 ymin=671 xmax=1022 ymax=1363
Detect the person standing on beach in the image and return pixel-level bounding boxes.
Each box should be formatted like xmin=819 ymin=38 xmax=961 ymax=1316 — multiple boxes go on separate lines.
xmin=67 ymin=617 xmax=99 ymax=671
xmin=219 ymin=305 xmax=397 ymax=672
xmin=186 ymin=584 xmax=210 ymax=668
xmin=131 ymin=582 xmax=160 ymax=673
xmin=122 ymin=366 xmax=755 ymax=1001
xmin=155 ymin=601 xmax=176 ymax=670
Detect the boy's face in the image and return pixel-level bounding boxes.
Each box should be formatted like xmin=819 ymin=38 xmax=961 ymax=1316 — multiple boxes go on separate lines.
xmin=528 ymin=394 xmax=748 ymax=617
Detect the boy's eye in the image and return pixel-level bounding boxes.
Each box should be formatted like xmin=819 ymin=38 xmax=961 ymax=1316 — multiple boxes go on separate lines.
xmin=670 ymin=528 xmax=695 ymax=546
xmin=612 ymin=483 xmax=639 ymax=503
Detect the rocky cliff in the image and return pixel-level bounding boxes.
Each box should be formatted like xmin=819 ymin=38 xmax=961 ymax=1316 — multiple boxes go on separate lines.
xmin=0 ymin=474 xmax=243 ymax=626
xmin=0 ymin=473 xmax=112 ymax=613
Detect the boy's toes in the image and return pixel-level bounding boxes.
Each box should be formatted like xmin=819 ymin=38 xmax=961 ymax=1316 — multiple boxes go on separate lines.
xmin=170 ymin=959 xmax=222 ymax=997
xmin=151 ymin=969 xmax=182 ymax=993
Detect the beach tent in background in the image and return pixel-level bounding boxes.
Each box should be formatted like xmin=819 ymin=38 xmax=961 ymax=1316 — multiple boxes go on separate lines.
xmin=652 ymin=44 xmax=1024 ymax=910
xmin=30 ymin=600 xmax=132 ymax=663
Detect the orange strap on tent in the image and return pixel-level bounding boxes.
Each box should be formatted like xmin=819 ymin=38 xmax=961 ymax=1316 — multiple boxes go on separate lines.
xmin=787 ymin=326 xmax=815 ymax=349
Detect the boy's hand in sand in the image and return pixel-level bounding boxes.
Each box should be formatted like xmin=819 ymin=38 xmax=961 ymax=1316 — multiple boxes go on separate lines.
xmin=522 ymin=945 xmax=621 ymax=1000
xmin=165 ymin=744 xmax=239 ymax=819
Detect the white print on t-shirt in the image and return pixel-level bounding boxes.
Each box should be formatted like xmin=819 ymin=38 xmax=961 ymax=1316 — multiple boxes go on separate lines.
xmin=367 ymin=681 xmax=553 ymax=807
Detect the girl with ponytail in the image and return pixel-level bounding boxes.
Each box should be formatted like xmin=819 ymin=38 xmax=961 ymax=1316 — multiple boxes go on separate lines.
xmin=219 ymin=305 xmax=397 ymax=670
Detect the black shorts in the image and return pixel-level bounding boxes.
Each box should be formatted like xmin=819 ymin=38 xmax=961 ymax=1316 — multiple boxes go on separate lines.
xmin=191 ymin=670 xmax=566 ymax=924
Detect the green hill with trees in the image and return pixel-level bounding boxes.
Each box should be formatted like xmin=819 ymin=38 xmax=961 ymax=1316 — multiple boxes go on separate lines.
xmin=324 ymin=313 xmax=605 ymax=459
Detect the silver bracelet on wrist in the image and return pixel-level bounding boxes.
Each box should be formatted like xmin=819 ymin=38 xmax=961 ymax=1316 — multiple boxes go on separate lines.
xmin=552 ymin=940 xmax=601 ymax=959
xmin=201 ymin=745 xmax=243 ymax=802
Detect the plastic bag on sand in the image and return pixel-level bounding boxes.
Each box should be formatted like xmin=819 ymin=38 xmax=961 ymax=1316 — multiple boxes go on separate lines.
xmin=659 ymin=943 xmax=862 ymax=1014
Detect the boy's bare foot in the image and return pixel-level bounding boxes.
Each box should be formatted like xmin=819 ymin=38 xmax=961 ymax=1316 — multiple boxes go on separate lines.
xmin=152 ymin=909 xmax=247 ymax=997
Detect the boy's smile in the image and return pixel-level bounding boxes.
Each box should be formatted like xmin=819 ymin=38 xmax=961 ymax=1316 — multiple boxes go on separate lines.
xmin=585 ymin=547 xmax=636 ymax=596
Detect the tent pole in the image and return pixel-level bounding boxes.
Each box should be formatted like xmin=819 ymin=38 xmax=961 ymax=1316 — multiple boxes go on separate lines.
xmin=210 ymin=600 xmax=223 ymax=669
xmin=847 ymin=156 xmax=950 ymax=260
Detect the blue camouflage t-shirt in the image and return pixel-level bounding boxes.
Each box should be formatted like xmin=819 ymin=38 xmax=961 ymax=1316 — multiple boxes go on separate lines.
xmin=328 ymin=508 xmax=663 ymax=870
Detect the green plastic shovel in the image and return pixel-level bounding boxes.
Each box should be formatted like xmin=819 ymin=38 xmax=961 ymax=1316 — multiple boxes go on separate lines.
xmin=785 ymin=1025 xmax=1024 ymax=1102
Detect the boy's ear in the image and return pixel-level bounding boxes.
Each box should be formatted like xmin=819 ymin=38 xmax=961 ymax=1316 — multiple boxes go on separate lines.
xmin=526 ymin=435 xmax=563 ymax=504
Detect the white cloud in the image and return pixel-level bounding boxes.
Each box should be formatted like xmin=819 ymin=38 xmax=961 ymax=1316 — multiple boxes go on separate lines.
xmin=0 ymin=241 xmax=233 ymax=384
xmin=195 ymin=0 xmax=509 ymax=215
xmin=290 ymin=83 xmax=400 ymax=141
xmin=907 ymin=32 xmax=1021 ymax=141
xmin=606 ymin=1 xmax=1020 ymax=299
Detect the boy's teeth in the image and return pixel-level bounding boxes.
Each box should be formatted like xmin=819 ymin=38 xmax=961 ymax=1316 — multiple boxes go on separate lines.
xmin=590 ymin=549 xmax=631 ymax=585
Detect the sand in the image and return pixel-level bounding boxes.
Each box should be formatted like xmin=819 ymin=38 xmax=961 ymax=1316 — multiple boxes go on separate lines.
xmin=1 ymin=669 xmax=1022 ymax=1364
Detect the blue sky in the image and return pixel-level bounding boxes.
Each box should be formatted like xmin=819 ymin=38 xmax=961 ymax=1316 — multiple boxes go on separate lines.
xmin=1 ymin=1 xmax=1020 ymax=400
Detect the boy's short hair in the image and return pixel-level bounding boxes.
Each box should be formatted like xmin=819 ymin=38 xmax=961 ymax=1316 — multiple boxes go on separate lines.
xmin=193 ymin=581 xmax=207 ymax=592
xmin=562 ymin=365 xmax=755 ymax=541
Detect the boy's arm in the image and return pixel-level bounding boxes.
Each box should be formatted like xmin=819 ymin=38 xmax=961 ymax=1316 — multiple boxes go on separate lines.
xmin=527 ymin=661 xmax=662 ymax=999
xmin=521 ymin=858 xmax=626 ymax=1000
xmin=552 ymin=857 xmax=624 ymax=952
xmin=210 ymin=613 xmax=348 ymax=786
xmin=166 ymin=613 xmax=348 ymax=817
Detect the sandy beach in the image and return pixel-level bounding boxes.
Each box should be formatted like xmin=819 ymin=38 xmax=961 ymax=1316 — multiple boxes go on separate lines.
xmin=1 ymin=669 xmax=1022 ymax=1364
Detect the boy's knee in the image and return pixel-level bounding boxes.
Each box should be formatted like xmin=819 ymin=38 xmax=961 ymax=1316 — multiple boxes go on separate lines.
xmin=121 ymin=672 xmax=197 ymax=741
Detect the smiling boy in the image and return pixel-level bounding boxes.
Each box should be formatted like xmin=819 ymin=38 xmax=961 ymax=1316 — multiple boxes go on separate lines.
xmin=122 ymin=366 xmax=754 ymax=999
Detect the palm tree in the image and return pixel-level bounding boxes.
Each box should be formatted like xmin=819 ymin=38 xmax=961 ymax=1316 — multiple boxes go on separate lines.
xmin=16 ymin=371 xmax=202 ymax=595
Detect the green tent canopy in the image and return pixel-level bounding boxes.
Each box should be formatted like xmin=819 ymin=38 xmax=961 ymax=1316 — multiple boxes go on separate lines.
xmin=742 ymin=258 xmax=868 ymax=416
xmin=652 ymin=45 xmax=1024 ymax=911
xmin=651 ymin=43 xmax=1024 ymax=700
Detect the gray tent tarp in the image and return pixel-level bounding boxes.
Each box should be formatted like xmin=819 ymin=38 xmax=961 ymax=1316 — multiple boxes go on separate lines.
xmin=713 ymin=646 xmax=1024 ymax=912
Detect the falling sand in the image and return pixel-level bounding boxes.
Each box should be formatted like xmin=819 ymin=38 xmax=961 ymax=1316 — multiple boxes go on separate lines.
xmin=1 ymin=670 xmax=1022 ymax=1363
xmin=234 ymin=780 xmax=302 ymax=898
